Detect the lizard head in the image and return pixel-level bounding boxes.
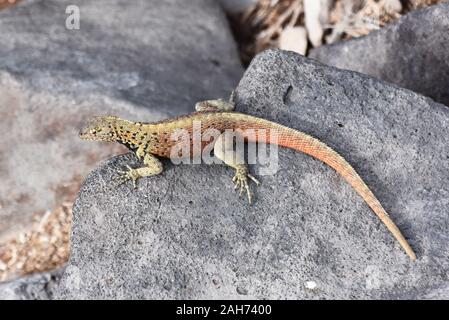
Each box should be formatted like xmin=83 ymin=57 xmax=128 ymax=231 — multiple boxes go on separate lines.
xmin=79 ymin=116 xmax=120 ymax=142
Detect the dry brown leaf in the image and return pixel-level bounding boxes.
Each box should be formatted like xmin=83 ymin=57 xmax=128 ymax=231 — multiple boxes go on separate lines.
xmin=304 ymin=0 xmax=324 ymax=47
xmin=279 ymin=26 xmax=308 ymax=54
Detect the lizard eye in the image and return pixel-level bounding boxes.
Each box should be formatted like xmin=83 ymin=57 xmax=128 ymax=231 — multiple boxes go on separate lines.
xmin=90 ymin=129 xmax=97 ymax=134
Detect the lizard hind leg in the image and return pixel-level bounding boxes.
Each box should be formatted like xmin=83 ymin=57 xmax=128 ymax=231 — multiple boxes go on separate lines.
xmin=195 ymin=98 xmax=235 ymax=112
xmin=113 ymin=153 xmax=163 ymax=188
xmin=214 ymin=132 xmax=260 ymax=204
xmin=232 ymin=165 xmax=260 ymax=204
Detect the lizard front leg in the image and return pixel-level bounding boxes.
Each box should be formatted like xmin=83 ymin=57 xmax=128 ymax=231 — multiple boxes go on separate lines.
xmin=214 ymin=132 xmax=260 ymax=204
xmin=114 ymin=153 xmax=163 ymax=188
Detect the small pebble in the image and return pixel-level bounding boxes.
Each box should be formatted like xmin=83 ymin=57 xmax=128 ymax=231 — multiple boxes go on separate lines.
xmin=305 ymin=280 xmax=317 ymax=290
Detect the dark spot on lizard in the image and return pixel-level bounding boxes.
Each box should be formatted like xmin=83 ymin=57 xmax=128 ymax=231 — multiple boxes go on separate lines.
xmin=119 ymin=141 xmax=137 ymax=152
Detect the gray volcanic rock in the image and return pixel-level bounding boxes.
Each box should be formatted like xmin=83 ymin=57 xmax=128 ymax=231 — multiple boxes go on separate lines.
xmin=56 ymin=49 xmax=449 ymax=299
xmin=310 ymin=3 xmax=449 ymax=106
xmin=0 ymin=0 xmax=242 ymax=238
xmin=0 ymin=269 xmax=63 ymax=300
xmin=218 ymin=0 xmax=257 ymax=13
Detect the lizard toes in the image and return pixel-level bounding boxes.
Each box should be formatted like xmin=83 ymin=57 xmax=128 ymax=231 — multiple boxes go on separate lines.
xmin=248 ymin=174 xmax=260 ymax=186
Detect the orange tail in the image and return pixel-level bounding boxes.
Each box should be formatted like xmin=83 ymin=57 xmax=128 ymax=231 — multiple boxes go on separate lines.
xmin=243 ymin=117 xmax=416 ymax=260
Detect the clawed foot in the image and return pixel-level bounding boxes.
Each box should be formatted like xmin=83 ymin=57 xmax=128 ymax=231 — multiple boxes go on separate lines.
xmin=113 ymin=165 xmax=141 ymax=188
xmin=232 ymin=166 xmax=260 ymax=204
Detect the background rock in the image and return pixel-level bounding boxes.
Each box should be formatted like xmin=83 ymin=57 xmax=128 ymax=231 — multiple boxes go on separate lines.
xmin=56 ymin=49 xmax=449 ymax=299
xmin=0 ymin=269 xmax=63 ymax=300
xmin=310 ymin=3 xmax=449 ymax=106
xmin=0 ymin=0 xmax=242 ymax=238
xmin=217 ymin=0 xmax=257 ymax=14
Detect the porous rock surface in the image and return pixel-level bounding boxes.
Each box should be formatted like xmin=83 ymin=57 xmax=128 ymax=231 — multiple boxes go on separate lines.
xmin=0 ymin=269 xmax=63 ymax=300
xmin=56 ymin=50 xmax=449 ymax=299
xmin=310 ymin=3 xmax=449 ymax=106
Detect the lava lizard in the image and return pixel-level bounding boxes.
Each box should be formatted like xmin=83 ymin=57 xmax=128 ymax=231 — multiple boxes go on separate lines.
xmin=79 ymin=95 xmax=416 ymax=260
